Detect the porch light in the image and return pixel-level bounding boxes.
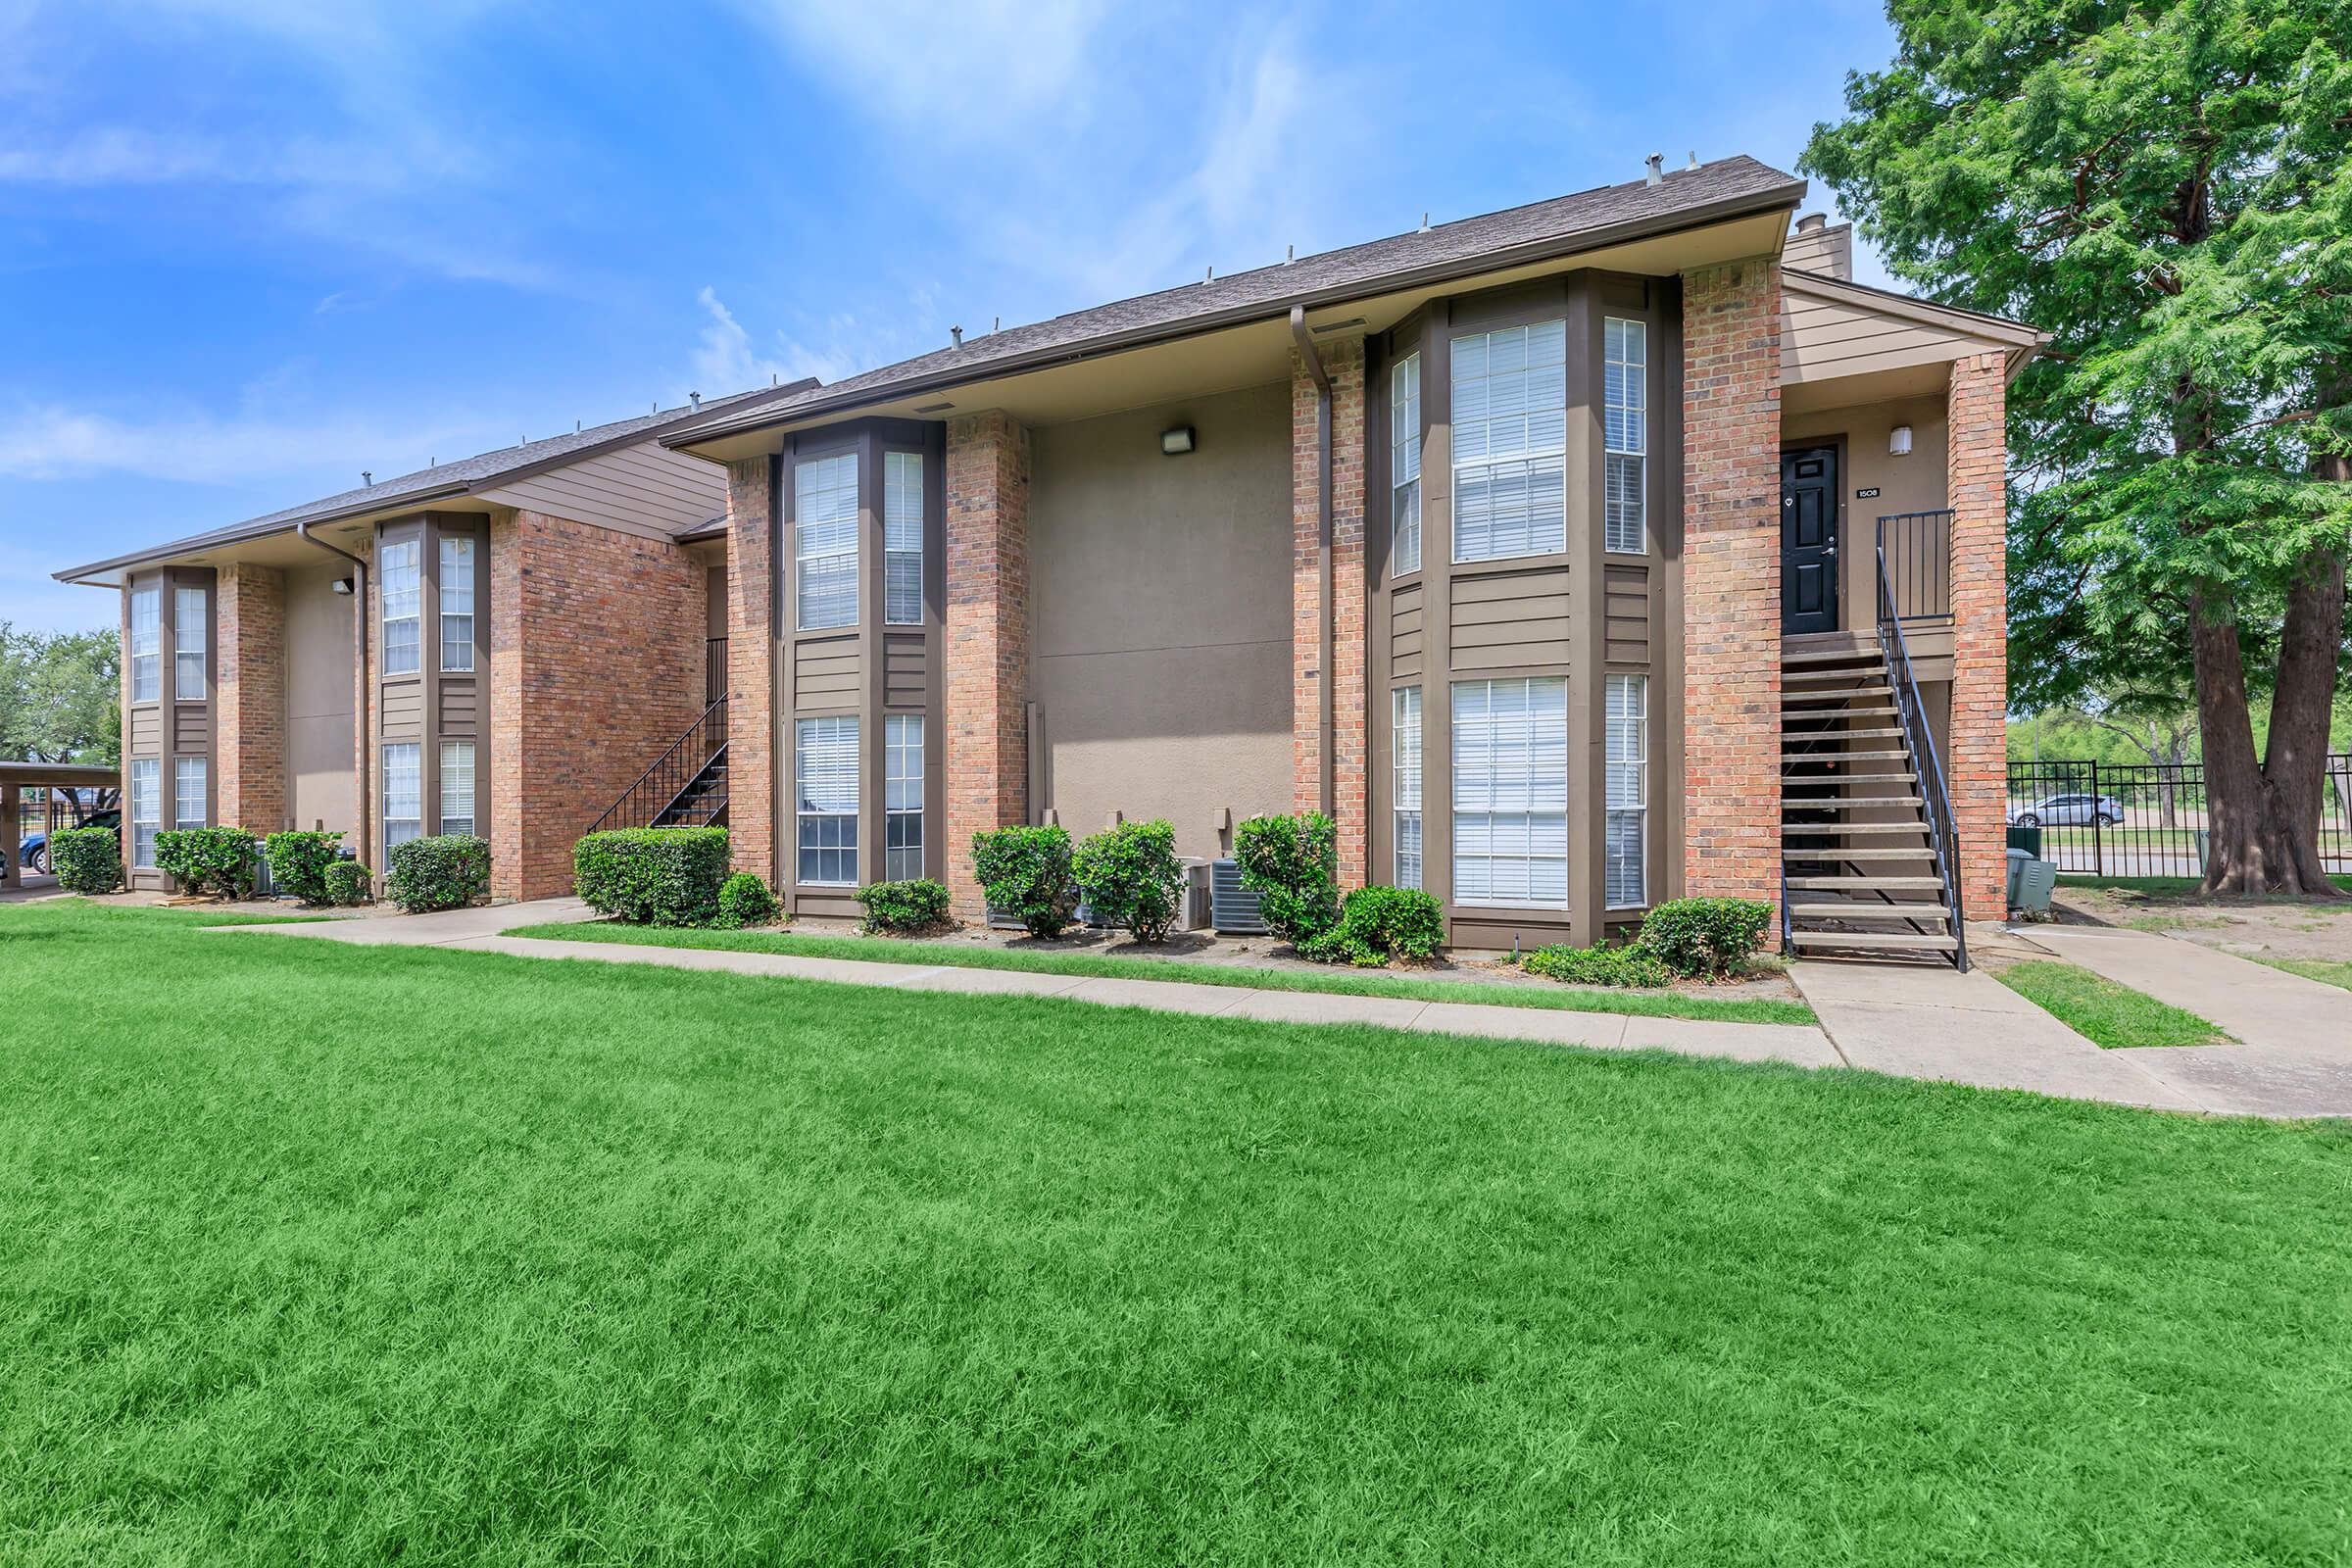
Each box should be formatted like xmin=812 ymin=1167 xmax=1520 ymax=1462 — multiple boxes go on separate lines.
xmin=1161 ymin=425 xmax=1196 ymax=456
xmin=1889 ymin=423 xmax=1914 ymax=457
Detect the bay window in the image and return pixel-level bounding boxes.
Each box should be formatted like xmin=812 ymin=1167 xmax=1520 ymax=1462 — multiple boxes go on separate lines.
xmin=173 ymin=586 xmax=208 ymax=699
xmin=1451 ymin=319 xmax=1567 ymax=562
xmin=885 ymin=714 xmax=923 ymax=879
xmin=173 ymin=756 xmax=206 ymax=829
xmin=383 ymin=743 xmax=421 ymax=848
xmin=796 ymin=453 xmax=858 ymax=630
xmin=381 ymin=539 xmax=421 ymax=675
xmin=1393 ymin=687 xmax=1422 ymax=889
xmin=796 ymin=715 xmax=858 ymax=884
xmin=130 ymin=588 xmax=161 ymax=703
xmin=1604 ymin=318 xmax=1647 ymax=554
xmin=439 ymin=536 xmax=475 ymax=671
xmin=128 ymin=759 xmax=160 ymax=867
xmin=1451 ymin=676 xmax=1568 ymax=907
xmin=1390 ymin=354 xmax=1421 ymax=573
xmin=1605 ymin=675 xmax=1647 ymax=907
xmin=884 ymin=452 xmax=924 ymax=625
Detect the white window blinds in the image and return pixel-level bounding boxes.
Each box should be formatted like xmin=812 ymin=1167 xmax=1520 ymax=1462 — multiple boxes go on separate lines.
xmin=886 ymin=713 xmax=923 ymax=880
xmin=173 ymin=586 xmax=207 ymax=700
xmin=1393 ymin=686 xmax=1422 ymax=889
xmin=383 ymin=743 xmax=421 ymax=848
xmin=380 ymin=540 xmax=421 ymax=675
xmin=884 ymin=451 xmax=923 ymax=625
xmin=441 ymin=740 xmax=475 ymax=837
xmin=439 ymin=536 xmax=475 ymax=671
xmin=1605 ymin=675 xmax=1647 ymax=907
xmin=1451 ymin=319 xmax=1567 ymax=562
xmin=128 ymin=759 xmax=160 ymax=867
xmin=129 ymin=588 xmax=160 ymax=703
xmin=173 ymin=756 xmax=206 ymax=828
xmin=1451 ymin=676 xmax=1568 ymax=907
xmin=796 ymin=453 xmax=858 ymax=630
xmin=1391 ymin=354 xmax=1421 ymax=574
xmin=796 ymin=715 xmax=859 ymax=885
xmin=1604 ymin=318 xmax=1647 ymax=554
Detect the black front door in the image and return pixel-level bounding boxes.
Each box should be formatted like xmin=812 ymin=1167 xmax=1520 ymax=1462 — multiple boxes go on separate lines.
xmin=1781 ymin=446 xmax=1839 ymax=635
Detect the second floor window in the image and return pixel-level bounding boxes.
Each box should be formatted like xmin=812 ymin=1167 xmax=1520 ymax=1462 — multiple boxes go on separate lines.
xmin=884 ymin=451 xmax=923 ymax=624
xmin=1391 ymin=353 xmax=1421 ymax=574
xmin=1604 ymin=318 xmax=1647 ymax=554
xmin=797 ymin=453 xmax=858 ymax=630
xmin=439 ymin=537 xmax=475 ymax=671
xmin=173 ymin=586 xmax=207 ymax=699
xmin=381 ymin=540 xmax=421 ymax=675
xmin=1452 ymin=319 xmax=1566 ymax=563
xmin=129 ymin=587 xmax=160 ymax=702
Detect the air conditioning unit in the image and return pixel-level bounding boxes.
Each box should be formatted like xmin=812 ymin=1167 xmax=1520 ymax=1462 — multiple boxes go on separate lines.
xmin=1209 ymin=858 xmax=1266 ymax=934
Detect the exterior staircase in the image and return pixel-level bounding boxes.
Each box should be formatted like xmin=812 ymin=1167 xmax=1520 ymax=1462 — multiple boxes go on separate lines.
xmin=586 ymin=696 xmax=730 ymax=836
xmin=1780 ymin=630 xmax=1965 ymax=965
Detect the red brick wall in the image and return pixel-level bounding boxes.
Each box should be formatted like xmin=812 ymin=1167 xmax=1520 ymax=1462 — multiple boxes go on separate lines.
xmin=723 ymin=458 xmax=778 ymax=887
xmin=214 ymin=563 xmax=287 ymax=832
xmin=487 ymin=512 xmax=706 ymax=900
xmin=1680 ymin=258 xmax=1784 ymax=910
xmin=1946 ymin=352 xmax=2009 ymax=918
xmin=1291 ymin=338 xmax=1369 ymax=886
xmin=944 ymin=411 xmax=1030 ymax=918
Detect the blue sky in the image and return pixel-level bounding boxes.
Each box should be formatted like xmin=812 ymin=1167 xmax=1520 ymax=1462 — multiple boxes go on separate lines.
xmin=0 ymin=0 xmax=1898 ymax=634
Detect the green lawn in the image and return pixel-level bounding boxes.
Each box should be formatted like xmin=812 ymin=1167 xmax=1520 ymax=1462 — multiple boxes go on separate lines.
xmin=4 ymin=901 xmax=2348 ymax=1565
xmin=504 ymin=918 xmax=1818 ymax=1026
xmin=2058 ymin=872 xmax=2352 ymax=900
xmin=1991 ymin=959 xmax=2236 ymax=1050
xmin=2255 ymin=956 xmax=2352 ymax=993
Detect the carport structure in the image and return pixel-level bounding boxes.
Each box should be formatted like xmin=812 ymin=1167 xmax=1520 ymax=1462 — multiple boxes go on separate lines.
xmin=2 ymin=762 xmax=120 ymax=891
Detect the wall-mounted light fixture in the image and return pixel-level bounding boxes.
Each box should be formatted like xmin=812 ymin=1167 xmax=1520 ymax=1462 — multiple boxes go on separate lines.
xmin=1888 ymin=423 xmax=1914 ymax=457
xmin=330 ymin=577 xmax=355 ymax=596
xmin=1161 ymin=425 xmax=1196 ymax=456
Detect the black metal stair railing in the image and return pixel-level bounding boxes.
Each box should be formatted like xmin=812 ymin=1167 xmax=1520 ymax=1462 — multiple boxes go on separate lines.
xmin=587 ymin=695 xmax=728 ymax=836
xmin=1875 ymin=524 xmax=1968 ymax=970
xmin=1877 ymin=509 xmax=1954 ymax=621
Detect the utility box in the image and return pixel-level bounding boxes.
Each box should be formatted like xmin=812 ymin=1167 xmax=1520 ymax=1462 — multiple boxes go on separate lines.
xmin=1209 ymin=858 xmax=1267 ymax=935
xmin=2007 ymin=849 xmax=2057 ymax=914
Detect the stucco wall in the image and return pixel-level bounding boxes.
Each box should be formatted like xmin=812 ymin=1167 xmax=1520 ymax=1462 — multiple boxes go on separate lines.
xmin=1026 ymin=382 xmax=1293 ymax=859
xmin=283 ymin=561 xmax=356 ymax=836
xmin=1780 ymin=393 xmax=1949 ymax=630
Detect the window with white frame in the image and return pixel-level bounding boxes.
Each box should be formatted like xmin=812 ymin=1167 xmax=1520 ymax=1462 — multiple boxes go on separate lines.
xmin=796 ymin=453 xmax=859 ymax=630
xmin=381 ymin=539 xmax=421 ymax=675
xmin=383 ymin=742 xmax=421 ymax=849
xmin=1393 ymin=686 xmax=1422 ymax=889
xmin=1451 ymin=676 xmax=1568 ymax=906
xmin=173 ymin=586 xmax=207 ymax=700
xmin=1391 ymin=353 xmax=1421 ymax=574
xmin=1451 ymin=319 xmax=1567 ymax=562
xmin=1605 ymin=675 xmax=1647 ymax=907
xmin=173 ymin=756 xmax=206 ymax=828
xmin=439 ymin=536 xmax=475 ymax=671
xmin=884 ymin=452 xmax=923 ymax=625
xmin=440 ymin=740 xmax=475 ymax=837
xmin=1604 ymin=318 xmax=1647 ymax=554
xmin=796 ymin=715 xmax=858 ymax=885
xmin=129 ymin=587 xmax=161 ymax=703
xmin=128 ymin=759 xmax=160 ymax=867
xmin=885 ymin=713 xmax=923 ymax=880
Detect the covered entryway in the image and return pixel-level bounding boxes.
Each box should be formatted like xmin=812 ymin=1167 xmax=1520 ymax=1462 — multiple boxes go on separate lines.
xmin=1781 ymin=445 xmax=1839 ymax=635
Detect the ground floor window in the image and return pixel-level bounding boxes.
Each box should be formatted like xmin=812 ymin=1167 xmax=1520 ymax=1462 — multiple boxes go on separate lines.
xmin=885 ymin=714 xmax=923 ymax=881
xmin=440 ymin=741 xmax=475 ymax=837
xmin=1605 ymin=674 xmax=1647 ymax=907
xmin=1450 ymin=676 xmax=1567 ymax=907
xmin=1393 ymin=686 xmax=1421 ymax=888
xmin=173 ymin=756 xmax=206 ymax=829
xmin=383 ymin=743 xmax=421 ymax=849
xmin=797 ymin=715 xmax=858 ymax=885
xmin=128 ymin=759 xmax=159 ymax=867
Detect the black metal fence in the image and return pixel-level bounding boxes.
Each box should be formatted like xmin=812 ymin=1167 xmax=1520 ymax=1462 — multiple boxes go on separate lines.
xmin=2007 ymin=756 xmax=2352 ymax=878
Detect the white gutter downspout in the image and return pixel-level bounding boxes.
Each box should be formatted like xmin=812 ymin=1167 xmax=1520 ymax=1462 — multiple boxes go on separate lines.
xmin=1289 ymin=306 xmax=1336 ymax=820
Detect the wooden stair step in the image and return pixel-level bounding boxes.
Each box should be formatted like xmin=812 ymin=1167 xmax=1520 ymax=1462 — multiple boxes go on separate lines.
xmin=1780 ymin=796 xmax=1926 ymax=809
xmin=1785 ymin=771 xmax=1920 ymax=786
xmin=1783 ymin=822 xmax=1933 ymax=836
xmin=1783 ymin=847 xmax=1937 ymax=861
xmin=1787 ymin=901 xmax=1950 ymax=920
xmin=1790 ymin=930 xmax=1960 ymax=953
xmin=1784 ymin=646 xmax=1886 ymax=666
xmin=1784 ymin=749 xmax=1912 ymax=761
xmin=1784 ymin=685 xmax=1893 ymax=704
xmin=1786 ymin=874 xmax=1944 ymax=892
xmin=1783 ymin=726 xmax=1906 ymax=741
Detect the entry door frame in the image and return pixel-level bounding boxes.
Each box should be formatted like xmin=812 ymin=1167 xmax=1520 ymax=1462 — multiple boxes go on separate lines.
xmin=1779 ymin=437 xmax=1846 ymax=636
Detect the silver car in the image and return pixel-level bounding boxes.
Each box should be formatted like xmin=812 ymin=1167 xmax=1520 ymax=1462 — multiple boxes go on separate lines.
xmin=2009 ymin=792 xmax=2123 ymax=828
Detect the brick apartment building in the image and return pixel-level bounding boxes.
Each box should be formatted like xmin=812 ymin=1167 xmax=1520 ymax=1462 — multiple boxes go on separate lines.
xmin=59 ymin=156 xmax=2039 ymax=962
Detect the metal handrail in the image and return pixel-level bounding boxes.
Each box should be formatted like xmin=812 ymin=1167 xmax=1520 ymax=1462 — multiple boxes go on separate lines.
xmin=587 ymin=695 xmax=729 ymax=836
xmin=1875 ymin=527 xmax=1968 ymax=970
xmin=1876 ymin=510 xmax=1953 ymax=621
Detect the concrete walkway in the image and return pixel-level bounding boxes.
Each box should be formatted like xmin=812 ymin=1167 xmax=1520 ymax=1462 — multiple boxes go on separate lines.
xmin=2023 ymin=925 xmax=2352 ymax=1119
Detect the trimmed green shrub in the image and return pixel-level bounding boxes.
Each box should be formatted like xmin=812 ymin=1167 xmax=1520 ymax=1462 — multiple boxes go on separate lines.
xmin=49 ymin=826 xmax=122 ymax=895
xmin=387 ymin=834 xmax=490 ymax=914
xmin=154 ymin=826 xmax=259 ymax=899
xmin=1302 ymin=884 xmax=1446 ymax=966
xmin=265 ymin=830 xmax=344 ymax=906
xmin=712 ymin=872 xmax=781 ymax=930
xmin=971 ymin=825 xmax=1078 ymax=938
xmin=1233 ymin=812 xmax=1340 ymax=948
xmin=572 ymin=827 xmax=730 ymax=926
xmin=1638 ymin=897 xmax=1772 ymax=980
xmin=855 ymin=878 xmax=952 ymax=935
xmin=323 ymin=860 xmax=373 ymax=906
xmin=1072 ymin=819 xmax=1186 ymax=943
xmin=1523 ymin=942 xmax=1677 ymax=989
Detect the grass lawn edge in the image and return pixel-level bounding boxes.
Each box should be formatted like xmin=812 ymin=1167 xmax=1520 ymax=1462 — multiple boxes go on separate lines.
xmin=1990 ymin=958 xmax=2235 ymax=1050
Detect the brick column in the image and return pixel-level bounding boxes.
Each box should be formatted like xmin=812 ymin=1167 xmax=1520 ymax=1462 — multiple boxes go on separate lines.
xmin=488 ymin=515 xmax=525 ymax=897
xmin=1291 ymin=337 xmax=1369 ymax=886
xmin=724 ymin=458 xmax=779 ymax=888
xmin=215 ymin=563 xmax=286 ymax=832
xmin=1946 ymin=352 xmax=2009 ymax=920
xmin=945 ymin=411 xmax=1030 ymax=919
xmin=1680 ymin=258 xmax=1784 ymax=911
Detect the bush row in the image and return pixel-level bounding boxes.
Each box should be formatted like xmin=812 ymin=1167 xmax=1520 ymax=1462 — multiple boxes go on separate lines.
xmin=1521 ymin=897 xmax=1773 ymax=989
xmin=970 ymin=820 xmax=1191 ymax=943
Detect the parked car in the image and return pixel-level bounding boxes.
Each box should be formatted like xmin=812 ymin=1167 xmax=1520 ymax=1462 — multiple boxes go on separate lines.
xmin=13 ymin=808 xmax=121 ymax=874
xmin=2008 ymin=793 xmax=2123 ymax=829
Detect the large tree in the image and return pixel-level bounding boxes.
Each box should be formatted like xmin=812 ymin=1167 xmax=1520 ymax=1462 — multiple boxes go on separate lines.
xmin=1804 ymin=0 xmax=2352 ymax=895
xmin=0 ymin=624 xmax=120 ymax=766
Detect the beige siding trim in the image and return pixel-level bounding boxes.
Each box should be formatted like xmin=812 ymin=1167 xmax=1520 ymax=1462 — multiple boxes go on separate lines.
xmin=1781 ymin=272 xmax=2036 ymax=386
xmin=477 ymin=440 xmax=728 ymax=539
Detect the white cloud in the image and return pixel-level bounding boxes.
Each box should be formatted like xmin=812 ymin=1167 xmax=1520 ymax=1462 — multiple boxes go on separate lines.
xmin=0 ymin=404 xmax=486 ymax=486
xmin=688 ymin=288 xmax=918 ymax=400
xmin=731 ymin=0 xmax=1111 ymax=128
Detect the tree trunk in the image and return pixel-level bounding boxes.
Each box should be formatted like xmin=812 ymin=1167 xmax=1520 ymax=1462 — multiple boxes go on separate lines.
xmin=2191 ymin=595 xmax=2300 ymax=894
xmin=2262 ymin=546 xmax=2348 ymax=896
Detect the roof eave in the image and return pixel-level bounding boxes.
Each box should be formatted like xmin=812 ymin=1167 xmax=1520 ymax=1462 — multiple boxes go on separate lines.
xmin=51 ymin=480 xmax=473 ymax=586
xmin=663 ymin=178 xmax=1807 ymax=452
